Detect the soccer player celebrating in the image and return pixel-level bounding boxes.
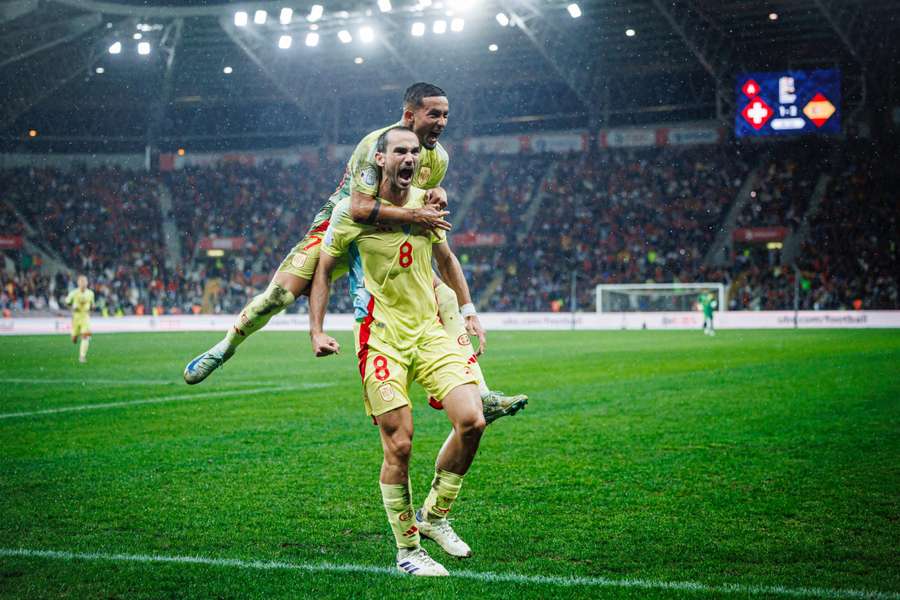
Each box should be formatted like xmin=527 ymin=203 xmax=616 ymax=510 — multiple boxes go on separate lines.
xmin=65 ymin=275 xmax=94 ymax=363
xmin=183 ymin=82 xmax=526 ymax=423
xmin=310 ymin=126 xmax=488 ymax=576
xmin=698 ymin=292 xmax=717 ymax=336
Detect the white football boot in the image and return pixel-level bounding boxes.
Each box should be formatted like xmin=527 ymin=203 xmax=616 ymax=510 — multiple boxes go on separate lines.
xmin=416 ymin=511 xmax=472 ymax=558
xmin=396 ymin=547 xmax=449 ymax=576
xmin=183 ymin=340 xmax=234 ymax=385
xmin=482 ymin=390 xmax=528 ymax=425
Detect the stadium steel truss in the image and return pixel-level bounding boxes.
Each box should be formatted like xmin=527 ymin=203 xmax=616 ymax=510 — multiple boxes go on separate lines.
xmin=1 ymin=0 xmax=898 ymax=153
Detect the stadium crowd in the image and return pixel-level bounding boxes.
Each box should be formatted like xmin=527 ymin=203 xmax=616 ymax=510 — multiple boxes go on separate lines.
xmin=0 ymin=142 xmax=895 ymax=316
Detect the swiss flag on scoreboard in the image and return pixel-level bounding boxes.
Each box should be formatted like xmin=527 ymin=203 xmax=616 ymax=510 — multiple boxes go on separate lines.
xmin=741 ymin=97 xmax=773 ymax=130
xmin=742 ymin=79 xmax=761 ymax=98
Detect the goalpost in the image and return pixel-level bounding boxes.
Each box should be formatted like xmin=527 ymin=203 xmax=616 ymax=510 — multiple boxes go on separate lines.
xmin=595 ymin=283 xmax=726 ymax=313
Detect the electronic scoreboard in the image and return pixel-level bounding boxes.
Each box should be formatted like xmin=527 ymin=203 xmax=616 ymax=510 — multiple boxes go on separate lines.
xmin=735 ymin=69 xmax=841 ymax=137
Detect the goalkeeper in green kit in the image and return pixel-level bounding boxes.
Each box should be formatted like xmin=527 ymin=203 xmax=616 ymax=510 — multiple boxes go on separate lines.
xmin=698 ymin=292 xmax=717 ymax=336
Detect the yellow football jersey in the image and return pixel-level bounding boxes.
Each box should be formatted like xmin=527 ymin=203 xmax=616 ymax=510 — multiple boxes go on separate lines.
xmin=65 ymin=288 xmax=94 ymax=316
xmin=322 ymin=189 xmax=445 ymax=350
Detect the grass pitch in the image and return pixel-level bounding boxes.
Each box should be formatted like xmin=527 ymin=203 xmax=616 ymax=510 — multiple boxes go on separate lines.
xmin=1 ymin=329 xmax=898 ymax=599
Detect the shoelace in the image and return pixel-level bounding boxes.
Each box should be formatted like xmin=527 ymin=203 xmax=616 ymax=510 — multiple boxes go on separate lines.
xmin=433 ymin=520 xmax=462 ymax=542
xmin=411 ymin=549 xmax=439 ymax=567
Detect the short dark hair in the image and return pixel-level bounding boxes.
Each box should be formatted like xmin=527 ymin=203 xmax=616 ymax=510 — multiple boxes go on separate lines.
xmin=403 ymin=82 xmax=447 ymax=109
xmin=376 ymin=125 xmax=416 ymax=153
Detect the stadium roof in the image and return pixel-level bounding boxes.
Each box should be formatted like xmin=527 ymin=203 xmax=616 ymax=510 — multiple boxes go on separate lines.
xmin=1 ymin=0 xmax=898 ymax=153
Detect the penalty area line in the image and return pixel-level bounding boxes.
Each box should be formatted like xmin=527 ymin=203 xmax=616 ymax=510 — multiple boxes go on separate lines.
xmin=0 ymin=548 xmax=897 ymax=599
xmin=0 ymin=385 xmax=328 ymax=420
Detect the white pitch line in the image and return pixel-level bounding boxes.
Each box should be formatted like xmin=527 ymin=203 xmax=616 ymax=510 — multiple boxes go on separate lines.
xmin=0 ymin=384 xmax=331 ymax=420
xmin=0 ymin=378 xmax=329 ymax=387
xmin=0 ymin=548 xmax=897 ymax=599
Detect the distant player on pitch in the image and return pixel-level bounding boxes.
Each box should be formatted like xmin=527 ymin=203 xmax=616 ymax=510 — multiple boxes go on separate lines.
xmin=310 ymin=127 xmax=487 ymax=576
xmin=65 ymin=275 xmax=94 ymax=363
xmin=698 ymin=292 xmax=717 ymax=336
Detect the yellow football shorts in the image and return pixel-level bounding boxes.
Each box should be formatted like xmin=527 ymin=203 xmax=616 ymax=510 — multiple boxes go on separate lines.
xmin=277 ymin=223 xmax=349 ymax=283
xmin=355 ymin=320 xmax=477 ymax=417
xmin=71 ymin=314 xmax=91 ymax=338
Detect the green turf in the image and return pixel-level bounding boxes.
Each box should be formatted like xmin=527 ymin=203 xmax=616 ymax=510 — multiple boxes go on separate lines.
xmin=1 ymin=329 xmax=898 ymax=599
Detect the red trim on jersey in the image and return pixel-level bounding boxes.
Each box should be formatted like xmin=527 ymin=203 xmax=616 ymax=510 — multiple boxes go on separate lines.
xmin=357 ymin=296 xmax=376 ymax=380
xmin=311 ymin=219 xmax=330 ymax=234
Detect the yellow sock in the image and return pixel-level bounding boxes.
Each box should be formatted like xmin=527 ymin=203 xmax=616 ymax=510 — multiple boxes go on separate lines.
xmin=380 ymin=481 xmax=420 ymax=549
xmin=79 ymin=338 xmax=90 ymax=360
xmin=224 ymin=282 xmax=295 ymax=350
xmin=421 ymin=469 xmax=463 ymax=522
xmin=434 ymin=282 xmax=489 ymax=397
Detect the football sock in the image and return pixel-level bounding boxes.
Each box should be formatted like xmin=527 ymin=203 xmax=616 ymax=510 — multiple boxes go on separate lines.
xmin=421 ymin=469 xmax=463 ymax=522
xmin=434 ymin=282 xmax=489 ymax=397
xmin=79 ymin=337 xmax=90 ymax=360
xmin=224 ymin=282 xmax=295 ymax=350
xmin=380 ymin=481 xmax=420 ymax=549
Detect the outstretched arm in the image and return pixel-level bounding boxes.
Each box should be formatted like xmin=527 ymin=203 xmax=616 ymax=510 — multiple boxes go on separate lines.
xmin=433 ymin=241 xmax=487 ymax=355
xmin=350 ymin=189 xmax=451 ymax=231
xmin=309 ymin=253 xmax=341 ymax=357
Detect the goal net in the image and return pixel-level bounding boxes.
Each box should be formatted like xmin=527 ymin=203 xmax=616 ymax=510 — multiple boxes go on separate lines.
xmin=595 ymin=283 xmax=726 ymax=313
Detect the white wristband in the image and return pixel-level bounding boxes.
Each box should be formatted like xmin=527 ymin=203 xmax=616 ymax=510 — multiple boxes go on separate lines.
xmin=460 ymin=303 xmax=476 ymax=318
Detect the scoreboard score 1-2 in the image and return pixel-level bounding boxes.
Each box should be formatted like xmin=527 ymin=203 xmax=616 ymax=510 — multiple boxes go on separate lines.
xmin=735 ymin=69 xmax=841 ymax=137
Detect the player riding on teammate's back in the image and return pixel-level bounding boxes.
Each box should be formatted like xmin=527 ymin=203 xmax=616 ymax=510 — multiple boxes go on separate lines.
xmin=183 ymin=82 xmax=526 ymax=422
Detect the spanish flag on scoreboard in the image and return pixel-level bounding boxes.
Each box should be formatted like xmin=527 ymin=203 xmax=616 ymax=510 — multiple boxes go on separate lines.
xmin=803 ymin=93 xmax=837 ymax=128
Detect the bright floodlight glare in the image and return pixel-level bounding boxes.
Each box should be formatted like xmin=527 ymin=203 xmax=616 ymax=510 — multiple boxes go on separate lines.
xmin=411 ymin=22 xmax=425 ymax=36
xmin=433 ymin=19 xmax=447 ymax=34
xmin=234 ymin=11 xmax=248 ymax=27
xmin=108 ymin=41 xmax=122 ymax=54
xmin=338 ymin=29 xmax=352 ymax=43
xmin=305 ymin=32 xmax=319 ymax=46
xmin=28 ymin=129 xmax=37 ymax=137
xmin=278 ymin=34 xmax=292 ymax=49
xmin=254 ymin=10 xmax=267 ymax=25
xmin=280 ymin=8 xmax=293 ymax=24
xmin=567 ymin=3 xmax=582 ymax=18
xmin=95 ymin=66 xmax=105 ymax=74
xmin=418 ymin=0 xmax=432 ymax=7
xmin=447 ymin=0 xmax=473 ymax=11
xmin=769 ymin=12 xmax=778 ymax=20
xmin=625 ymin=28 xmax=635 ymax=37
xmin=133 ymin=32 xmax=142 ymax=40
xmin=137 ymin=41 xmax=150 ymax=55
xmin=310 ymin=23 xmax=319 ymax=30
xmin=378 ymin=0 xmax=392 ymax=12
xmin=496 ymin=12 xmax=509 ymax=26
xmin=308 ymin=4 xmax=323 ymax=22
xmin=359 ymin=25 xmax=374 ymax=43
xmin=354 ymin=56 xmax=364 ymax=64
xmin=488 ymin=43 xmax=498 ymax=52
xmin=451 ymin=17 xmax=464 ymax=32
xmin=223 ymin=66 xmax=233 ymax=74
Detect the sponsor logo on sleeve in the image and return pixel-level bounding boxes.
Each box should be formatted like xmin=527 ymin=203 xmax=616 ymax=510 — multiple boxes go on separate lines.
xmin=361 ymin=166 xmax=377 ymax=187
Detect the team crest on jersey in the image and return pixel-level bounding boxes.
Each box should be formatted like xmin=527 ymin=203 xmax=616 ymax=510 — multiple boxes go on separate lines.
xmin=361 ymin=166 xmax=378 ymax=186
xmin=291 ymin=253 xmax=308 ymax=269
xmin=378 ymin=384 xmax=394 ymax=401
xmin=415 ymin=167 xmax=432 ymax=186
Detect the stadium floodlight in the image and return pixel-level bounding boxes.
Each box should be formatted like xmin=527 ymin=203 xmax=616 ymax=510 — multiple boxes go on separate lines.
xmin=411 ymin=22 xmax=425 ymax=37
xmin=354 ymin=56 xmax=364 ymax=64
xmin=137 ymin=41 xmax=150 ymax=55
xmin=488 ymin=43 xmax=498 ymax=52
xmin=418 ymin=0 xmax=432 ymax=7
xmin=769 ymin=12 xmax=778 ymax=21
xmin=305 ymin=32 xmax=319 ymax=47
xmin=108 ymin=41 xmax=122 ymax=54
xmin=254 ymin=10 xmax=267 ymax=25
xmin=280 ymin=8 xmax=293 ymax=25
xmin=28 ymin=129 xmax=37 ymax=137
xmin=359 ymin=25 xmax=375 ymax=43
xmin=234 ymin=11 xmax=248 ymax=27
xmin=625 ymin=28 xmax=636 ymax=37
xmin=447 ymin=0 xmax=473 ymax=11
xmin=433 ymin=19 xmax=447 ymax=34
xmin=567 ymin=3 xmax=582 ymax=18
xmin=308 ymin=4 xmax=323 ymax=22
xmin=310 ymin=23 xmax=319 ymax=31
xmin=278 ymin=34 xmax=292 ymax=49
xmin=95 ymin=66 xmax=105 ymax=74
xmin=133 ymin=33 xmax=142 ymax=40
xmin=223 ymin=66 xmax=233 ymax=74
xmin=450 ymin=17 xmax=464 ymax=32
xmin=338 ymin=30 xmax=352 ymax=43
xmin=378 ymin=0 xmax=392 ymax=12
xmin=495 ymin=12 xmax=509 ymax=26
